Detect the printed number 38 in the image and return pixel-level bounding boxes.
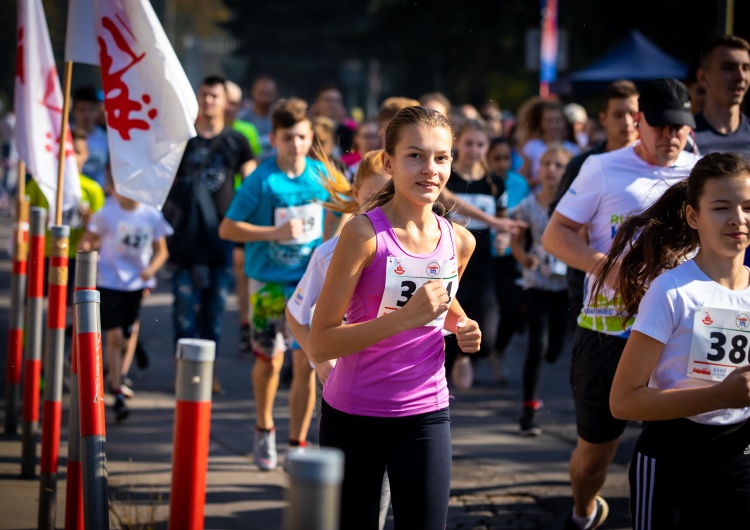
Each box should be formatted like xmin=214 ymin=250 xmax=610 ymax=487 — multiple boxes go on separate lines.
xmin=707 ymin=331 xmax=748 ymax=364
xmin=395 ymin=280 xmax=453 ymax=308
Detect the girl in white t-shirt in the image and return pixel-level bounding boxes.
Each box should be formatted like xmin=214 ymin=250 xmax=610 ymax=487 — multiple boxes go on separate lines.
xmin=595 ymin=152 xmax=750 ymax=529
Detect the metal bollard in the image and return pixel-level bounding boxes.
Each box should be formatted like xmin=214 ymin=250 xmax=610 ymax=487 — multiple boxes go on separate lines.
xmin=74 ymin=290 xmax=109 ymax=530
xmin=284 ymin=448 xmax=345 ymax=530
xmin=21 ymin=207 xmax=46 ymax=479
xmin=39 ymin=224 xmax=70 ymax=530
xmin=168 ymin=339 xmax=216 ymax=530
xmin=64 ymin=251 xmax=96 ymax=530
xmin=5 ymin=198 xmax=29 ymax=435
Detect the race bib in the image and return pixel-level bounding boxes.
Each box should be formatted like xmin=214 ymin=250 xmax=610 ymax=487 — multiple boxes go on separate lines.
xmin=115 ymin=222 xmax=152 ymax=257
xmin=450 ymin=193 xmax=496 ymax=231
xmin=274 ymin=203 xmax=323 ymax=246
xmin=688 ymin=306 xmax=750 ymax=382
xmin=376 ymin=255 xmax=458 ymax=327
xmin=540 ymin=252 xmax=567 ymax=277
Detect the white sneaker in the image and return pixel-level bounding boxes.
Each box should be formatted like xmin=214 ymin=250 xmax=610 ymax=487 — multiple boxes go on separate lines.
xmin=254 ymin=428 xmax=277 ymax=471
xmin=282 ymin=447 xmax=306 ymax=473
xmin=451 ymin=355 xmax=473 ymax=390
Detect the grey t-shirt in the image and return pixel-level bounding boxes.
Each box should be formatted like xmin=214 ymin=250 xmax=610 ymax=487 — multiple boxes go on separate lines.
xmin=694 ymin=112 xmax=750 ymax=156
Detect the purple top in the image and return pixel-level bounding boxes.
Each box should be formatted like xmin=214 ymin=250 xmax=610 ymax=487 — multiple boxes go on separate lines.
xmin=322 ymin=207 xmax=457 ymax=417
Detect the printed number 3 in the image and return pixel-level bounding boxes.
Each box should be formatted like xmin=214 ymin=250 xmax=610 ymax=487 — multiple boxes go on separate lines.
xmin=395 ymin=280 xmax=454 ymax=308
xmin=707 ymin=331 xmax=748 ymax=364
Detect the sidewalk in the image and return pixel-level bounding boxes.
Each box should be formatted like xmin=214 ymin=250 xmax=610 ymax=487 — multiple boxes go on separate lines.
xmin=0 ymin=215 xmax=636 ymax=530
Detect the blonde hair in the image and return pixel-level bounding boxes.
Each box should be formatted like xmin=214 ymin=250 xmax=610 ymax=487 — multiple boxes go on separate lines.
xmin=319 ymin=150 xmax=387 ymax=214
xmin=540 ymin=143 xmax=574 ymax=163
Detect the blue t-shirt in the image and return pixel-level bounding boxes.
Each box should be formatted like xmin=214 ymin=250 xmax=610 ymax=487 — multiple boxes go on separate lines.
xmin=504 ymin=169 xmax=530 ymax=209
xmin=225 ymin=157 xmax=329 ymax=283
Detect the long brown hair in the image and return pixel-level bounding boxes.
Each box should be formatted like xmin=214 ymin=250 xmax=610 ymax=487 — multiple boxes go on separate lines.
xmin=593 ymin=152 xmax=750 ymax=322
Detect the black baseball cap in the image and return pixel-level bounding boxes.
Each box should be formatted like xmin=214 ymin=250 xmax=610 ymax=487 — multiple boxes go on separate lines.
xmin=639 ymin=78 xmax=696 ymax=129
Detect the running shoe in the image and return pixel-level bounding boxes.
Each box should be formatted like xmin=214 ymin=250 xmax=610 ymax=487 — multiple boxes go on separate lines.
xmin=282 ymin=446 xmax=306 ymax=473
xmin=254 ymin=428 xmax=277 ymax=471
xmin=113 ymin=396 xmax=130 ymax=423
xmin=451 ymin=354 xmax=474 ymax=390
xmin=519 ymin=401 xmax=543 ymax=437
xmin=119 ymin=377 xmax=135 ymax=399
xmin=563 ymin=496 xmax=609 ymax=530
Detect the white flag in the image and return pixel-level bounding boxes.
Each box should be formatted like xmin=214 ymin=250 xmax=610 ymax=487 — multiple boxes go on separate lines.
xmin=15 ymin=0 xmax=82 ymax=222
xmin=65 ymin=0 xmax=198 ymax=209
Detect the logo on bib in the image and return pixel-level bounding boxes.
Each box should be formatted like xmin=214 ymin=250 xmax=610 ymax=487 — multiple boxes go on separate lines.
xmin=426 ymin=262 xmax=440 ymax=277
xmin=692 ymin=367 xmax=711 ymax=376
xmin=736 ymin=314 xmax=749 ymax=329
xmin=702 ymin=311 xmax=714 ymax=326
xmin=393 ymin=260 xmax=405 ymax=275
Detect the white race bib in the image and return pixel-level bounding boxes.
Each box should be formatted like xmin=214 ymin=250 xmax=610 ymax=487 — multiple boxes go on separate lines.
xmin=274 ymin=203 xmax=323 ymax=245
xmin=115 ymin=222 xmax=152 ymax=257
xmin=376 ymin=255 xmax=458 ymax=327
xmin=688 ymin=306 xmax=750 ymax=382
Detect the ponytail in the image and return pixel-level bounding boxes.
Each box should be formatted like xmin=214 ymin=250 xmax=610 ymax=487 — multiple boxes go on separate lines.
xmin=592 ymin=180 xmax=696 ymax=323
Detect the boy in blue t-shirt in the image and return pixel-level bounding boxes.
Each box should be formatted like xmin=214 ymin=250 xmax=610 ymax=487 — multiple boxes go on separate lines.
xmin=220 ymin=97 xmax=332 ymax=471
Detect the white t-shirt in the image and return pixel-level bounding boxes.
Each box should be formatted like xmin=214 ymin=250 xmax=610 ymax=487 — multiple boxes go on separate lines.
xmin=633 ymin=259 xmax=750 ymax=426
xmin=286 ymin=236 xmax=338 ymax=325
xmin=88 ymin=199 xmax=173 ymax=291
xmin=555 ymin=143 xmax=699 ymax=336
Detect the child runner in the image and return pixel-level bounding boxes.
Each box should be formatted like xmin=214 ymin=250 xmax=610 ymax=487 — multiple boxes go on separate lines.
xmin=597 ymin=152 xmax=750 ymax=529
xmin=219 ymin=97 xmax=335 ymax=471
xmin=486 ymin=136 xmax=530 ymax=383
xmin=286 ymin=149 xmax=392 ymax=529
xmin=309 ymin=106 xmax=481 ymax=530
xmin=443 ymin=119 xmax=506 ymax=388
xmin=510 ymin=145 xmax=572 ymax=435
xmin=78 ymin=172 xmax=172 ymax=422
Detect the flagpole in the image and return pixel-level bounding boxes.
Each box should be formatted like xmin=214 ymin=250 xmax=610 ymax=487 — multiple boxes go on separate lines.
xmin=725 ymin=0 xmax=734 ymax=35
xmin=55 ymin=60 xmax=73 ymax=226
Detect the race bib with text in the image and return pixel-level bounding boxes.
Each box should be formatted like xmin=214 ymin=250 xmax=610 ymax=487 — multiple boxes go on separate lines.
xmin=688 ymin=306 xmax=750 ymax=382
xmin=376 ymin=255 xmax=458 ymax=327
xmin=274 ymin=203 xmax=323 ymax=245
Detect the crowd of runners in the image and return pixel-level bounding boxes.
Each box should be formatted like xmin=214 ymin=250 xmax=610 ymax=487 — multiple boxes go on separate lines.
xmin=2 ymin=32 xmax=750 ymax=530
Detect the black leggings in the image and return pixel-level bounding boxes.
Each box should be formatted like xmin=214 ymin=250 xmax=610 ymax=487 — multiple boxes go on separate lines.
xmin=319 ymin=401 xmax=451 ymax=530
xmin=630 ymin=417 xmax=750 ymax=530
xmin=523 ymin=288 xmax=569 ymax=402
xmin=494 ymin=255 xmax=525 ymax=356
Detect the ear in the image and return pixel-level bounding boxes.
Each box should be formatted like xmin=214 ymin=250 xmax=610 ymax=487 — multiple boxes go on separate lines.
xmin=351 ymin=184 xmax=361 ymax=204
xmin=269 ymin=131 xmax=277 ymax=149
xmin=686 ymin=204 xmax=699 ymax=231
xmin=598 ymin=111 xmax=607 ymax=126
xmin=382 ymin=150 xmax=394 ymax=177
xmin=696 ymin=67 xmax=707 ymax=85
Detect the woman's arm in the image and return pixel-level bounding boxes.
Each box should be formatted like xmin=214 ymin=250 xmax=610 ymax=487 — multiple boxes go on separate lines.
xmin=439 ymin=188 xmax=526 ymax=235
xmin=610 ymin=331 xmax=750 ymax=421
xmin=309 ymin=216 xmax=452 ymax=362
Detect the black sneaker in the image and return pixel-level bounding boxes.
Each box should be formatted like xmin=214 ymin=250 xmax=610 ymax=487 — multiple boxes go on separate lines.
xmin=239 ymin=323 xmax=252 ymax=352
xmin=563 ymin=496 xmax=609 ymax=530
xmin=113 ymin=397 xmax=130 ymax=423
xmin=519 ymin=404 xmax=542 ymax=437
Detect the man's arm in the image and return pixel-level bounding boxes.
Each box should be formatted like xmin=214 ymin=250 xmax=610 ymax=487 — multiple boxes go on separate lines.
xmin=541 ymin=211 xmax=604 ymax=273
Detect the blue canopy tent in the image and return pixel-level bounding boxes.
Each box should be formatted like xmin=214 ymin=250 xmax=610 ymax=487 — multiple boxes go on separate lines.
xmin=554 ymin=29 xmax=689 ymax=95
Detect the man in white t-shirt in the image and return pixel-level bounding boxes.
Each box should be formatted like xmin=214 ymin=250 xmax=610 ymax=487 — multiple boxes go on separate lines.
xmin=541 ymin=78 xmax=700 ymax=530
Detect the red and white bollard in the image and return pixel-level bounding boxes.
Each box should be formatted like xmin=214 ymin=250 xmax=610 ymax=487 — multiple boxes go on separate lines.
xmin=39 ymin=224 xmax=71 ymax=529
xmin=4 ymin=198 xmax=29 ymax=435
xmin=21 ymin=206 xmax=46 ymax=479
xmin=168 ymin=339 xmax=216 ymax=530
xmin=74 ymin=289 xmax=109 ymax=530
xmin=64 ymin=251 xmax=97 ymax=530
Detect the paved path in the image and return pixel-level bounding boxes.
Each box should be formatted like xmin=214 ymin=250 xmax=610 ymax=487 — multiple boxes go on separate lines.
xmin=0 ymin=215 xmax=636 ymax=529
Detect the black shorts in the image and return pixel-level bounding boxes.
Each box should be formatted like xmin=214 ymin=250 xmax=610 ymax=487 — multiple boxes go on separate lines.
xmin=570 ymin=326 xmax=628 ymax=444
xmin=99 ymin=287 xmax=143 ymax=337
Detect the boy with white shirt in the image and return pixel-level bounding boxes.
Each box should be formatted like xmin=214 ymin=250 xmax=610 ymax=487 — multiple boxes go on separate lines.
xmin=79 ymin=174 xmax=172 ymax=422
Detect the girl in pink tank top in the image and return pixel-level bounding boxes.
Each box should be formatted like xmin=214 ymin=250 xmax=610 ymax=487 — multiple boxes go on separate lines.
xmin=309 ymin=106 xmax=481 ymax=530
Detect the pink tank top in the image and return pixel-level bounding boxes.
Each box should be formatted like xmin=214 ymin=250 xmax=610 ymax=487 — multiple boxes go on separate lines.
xmin=322 ymin=206 xmax=458 ymax=417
